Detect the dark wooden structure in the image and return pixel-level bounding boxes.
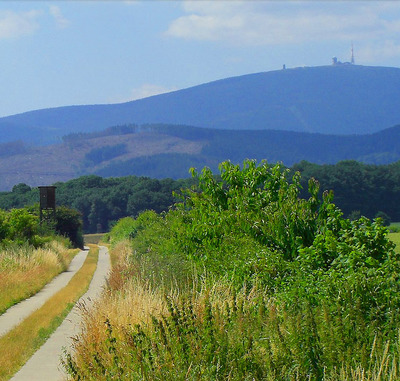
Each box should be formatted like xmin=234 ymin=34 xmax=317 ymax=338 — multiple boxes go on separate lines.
xmin=39 ymin=186 xmax=56 ymax=223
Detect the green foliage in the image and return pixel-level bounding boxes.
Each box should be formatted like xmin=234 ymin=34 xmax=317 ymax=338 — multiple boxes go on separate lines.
xmin=3 ymin=158 xmax=400 ymax=235
xmin=64 ymin=293 xmax=270 ymax=380
xmin=0 ymin=204 xmax=82 ymax=248
xmin=12 ymin=183 xmax=32 ymax=194
xmin=121 ymin=211 xmax=193 ymax=291
xmin=4 ymin=208 xmax=40 ymax=246
xmin=0 ymin=175 xmax=195 ymax=234
xmin=375 ymin=211 xmax=391 ymax=226
xmin=172 ymin=160 xmax=326 ymax=284
xmin=55 ymin=206 xmax=84 ymax=248
xmin=67 ymin=159 xmax=400 ymax=379
xmin=348 ymin=210 xmax=361 ymax=221
xmin=108 ymin=216 xmax=137 ymax=244
xmin=0 ymin=210 xmax=8 ymax=242
xmin=390 ymin=222 xmax=400 ymax=233
xmin=293 ymin=160 xmax=400 ymax=221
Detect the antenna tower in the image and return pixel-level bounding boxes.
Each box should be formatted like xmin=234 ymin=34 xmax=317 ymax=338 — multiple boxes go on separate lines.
xmin=351 ymin=42 xmax=355 ymax=65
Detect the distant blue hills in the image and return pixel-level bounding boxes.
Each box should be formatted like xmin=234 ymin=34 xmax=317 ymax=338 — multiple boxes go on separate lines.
xmin=91 ymin=123 xmax=400 ymax=180
xmin=1 ymin=64 xmax=400 ymax=145
xmin=1 ymin=121 xmax=400 ymax=190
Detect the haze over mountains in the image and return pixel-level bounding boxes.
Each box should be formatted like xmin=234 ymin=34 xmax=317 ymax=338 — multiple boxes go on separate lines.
xmin=0 ymin=64 xmax=400 ymax=190
xmin=1 ymin=64 xmax=400 ymax=145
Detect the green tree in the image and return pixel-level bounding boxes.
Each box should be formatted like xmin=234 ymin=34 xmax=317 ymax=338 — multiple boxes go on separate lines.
xmin=6 ymin=208 xmax=39 ymax=244
xmin=12 ymin=183 xmax=31 ymax=194
xmin=375 ymin=210 xmax=391 ymax=226
xmin=0 ymin=209 xmax=9 ymax=241
xmin=55 ymin=206 xmax=84 ymax=248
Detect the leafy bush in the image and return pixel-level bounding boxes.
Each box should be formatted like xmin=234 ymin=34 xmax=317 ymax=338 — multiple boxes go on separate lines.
xmin=108 ymin=216 xmax=137 ymax=244
xmin=0 ymin=208 xmax=40 ymax=246
xmin=55 ymin=206 xmax=84 ymax=248
xmin=0 ymin=205 xmax=82 ymax=248
xmin=170 ymin=161 xmax=326 ymax=285
xmin=65 ymin=159 xmax=400 ymax=379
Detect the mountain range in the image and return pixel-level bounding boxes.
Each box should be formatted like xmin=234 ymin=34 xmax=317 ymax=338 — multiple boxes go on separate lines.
xmin=0 ymin=64 xmax=400 ymax=190
xmin=0 ymin=123 xmax=400 ymax=191
xmin=1 ymin=64 xmax=400 ymax=145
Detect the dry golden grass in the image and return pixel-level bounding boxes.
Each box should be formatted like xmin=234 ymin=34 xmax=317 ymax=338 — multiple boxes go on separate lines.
xmin=72 ymin=241 xmax=263 ymax=361
xmin=324 ymin=338 xmax=400 ymax=381
xmin=102 ymin=241 xmax=162 ymax=320
xmin=68 ymin=241 xmax=400 ymax=381
xmin=107 ymin=239 xmax=131 ymax=271
xmin=0 ymin=241 xmax=78 ymax=315
xmin=71 ymin=241 xmax=166 ymax=356
xmin=0 ymin=245 xmax=99 ymax=381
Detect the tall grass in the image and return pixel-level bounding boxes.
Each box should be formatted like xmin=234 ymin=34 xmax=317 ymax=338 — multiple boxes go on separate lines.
xmin=64 ymin=241 xmax=400 ymax=380
xmin=0 ymin=240 xmax=77 ymax=315
xmin=0 ymin=246 xmax=98 ymax=380
xmin=64 ymin=163 xmax=400 ymax=380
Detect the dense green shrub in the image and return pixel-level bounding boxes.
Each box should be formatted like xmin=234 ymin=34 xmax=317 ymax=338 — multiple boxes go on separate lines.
xmin=169 ymin=161 xmax=326 ymax=285
xmin=0 ymin=205 xmax=83 ymax=248
xmin=55 ymin=206 xmax=84 ymax=248
xmin=66 ymin=160 xmax=400 ymax=380
xmin=0 ymin=208 xmax=40 ymax=246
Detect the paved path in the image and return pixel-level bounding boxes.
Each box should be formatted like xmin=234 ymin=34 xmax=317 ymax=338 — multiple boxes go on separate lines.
xmin=0 ymin=248 xmax=89 ymax=337
xmin=11 ymin=246 xmax=111 ymax=381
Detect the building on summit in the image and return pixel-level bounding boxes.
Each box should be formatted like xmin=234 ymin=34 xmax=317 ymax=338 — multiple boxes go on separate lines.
xmin=332 ymin=43 xmax=355 ymax=66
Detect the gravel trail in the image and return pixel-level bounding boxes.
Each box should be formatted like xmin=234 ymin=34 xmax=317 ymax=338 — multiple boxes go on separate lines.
xmin=0 ymin=248 xmax=89 ymax=338
xmin=11 ymin=246 xmax=111 ymax=381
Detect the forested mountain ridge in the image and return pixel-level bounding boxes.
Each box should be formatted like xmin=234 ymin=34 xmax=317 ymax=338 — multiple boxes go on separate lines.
xmin=1 ymin=123 xmax=400 ymax=191
xmin=1 ymin=65 xmax=400 ymax=145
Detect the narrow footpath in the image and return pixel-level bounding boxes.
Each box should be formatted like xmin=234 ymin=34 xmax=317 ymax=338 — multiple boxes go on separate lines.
xmin=0 ymin=249 xmax=89 ymax=338
xmin=11 ymin=246 xmax=111 ymax=381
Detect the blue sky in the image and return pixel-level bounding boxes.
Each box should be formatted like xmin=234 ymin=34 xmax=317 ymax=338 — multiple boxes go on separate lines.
xmin=0 ymin=1 xmax=400 ymax=117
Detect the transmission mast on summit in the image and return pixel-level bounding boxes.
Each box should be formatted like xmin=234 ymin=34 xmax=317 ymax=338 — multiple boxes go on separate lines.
xmin=351 ymin=43 xmax=355 ymax=65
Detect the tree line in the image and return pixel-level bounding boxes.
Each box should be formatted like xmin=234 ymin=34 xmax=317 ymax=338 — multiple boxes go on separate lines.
xmin=293 ymin=160 xmax=400 ymax=223
xmin=0 ymin=175 xmax=196 ymax=234
xmin=0 ymin=159 xmax=399 ymax=234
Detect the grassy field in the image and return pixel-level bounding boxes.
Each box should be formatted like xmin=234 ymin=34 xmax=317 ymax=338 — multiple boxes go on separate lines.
xmin=64 ymin=236 xmax=400 ymax=381
xmin=84 ymin=234 xmax=105 ymax=245
xmin=388 ymin=231 xmax=400 ymax=251
xmin=0 ymin=245 xmax=99 ymax=380
xmin=0 ymin=241 xmax=78 ymax=315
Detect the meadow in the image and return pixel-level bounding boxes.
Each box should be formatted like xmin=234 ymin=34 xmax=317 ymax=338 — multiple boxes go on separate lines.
xmin=0 ymin=240 xmax=76 ymax=315
xmin=64 ymin=160 xmax=400 ymax=380
xmin=83 ymin=233 xmax=105 ymax=245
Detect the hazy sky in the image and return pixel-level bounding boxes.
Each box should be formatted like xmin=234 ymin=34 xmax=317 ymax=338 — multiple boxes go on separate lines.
xmin=0 ymin=1 xmax=399 ymax=117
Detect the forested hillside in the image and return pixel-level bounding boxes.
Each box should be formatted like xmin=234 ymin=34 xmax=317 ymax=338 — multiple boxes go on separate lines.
xmin=1 ymin=159 xmax=400 ymax=234
xmin=1 ymin=123 xmax=400 ymax=191
xmin=1 ymin=65 xmax=400 ymax=145
xmin=92 ymin=124 xmax=400 ymax=179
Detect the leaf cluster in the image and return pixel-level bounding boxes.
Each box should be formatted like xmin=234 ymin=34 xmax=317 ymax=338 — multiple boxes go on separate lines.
xmin=66 ymin=159 xmax=400 ymax=379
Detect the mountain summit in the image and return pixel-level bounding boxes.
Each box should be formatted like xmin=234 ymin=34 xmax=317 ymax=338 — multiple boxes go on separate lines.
xmin=1 ymin=64 xmax=400 ymax=145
